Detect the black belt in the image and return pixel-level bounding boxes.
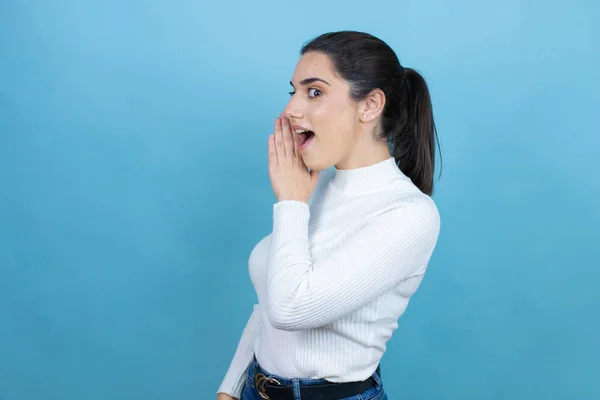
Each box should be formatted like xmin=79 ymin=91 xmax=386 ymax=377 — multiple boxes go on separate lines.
xmin=253 ymin=364 xmax=380 ymax=400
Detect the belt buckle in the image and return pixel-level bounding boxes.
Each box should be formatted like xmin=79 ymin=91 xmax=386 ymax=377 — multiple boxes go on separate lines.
xmin=254 ymin=372 xmax=281 ymax=400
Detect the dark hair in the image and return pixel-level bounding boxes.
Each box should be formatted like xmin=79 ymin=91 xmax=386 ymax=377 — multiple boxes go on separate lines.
xmin=301 ymin=31 xmax=441 ymax=195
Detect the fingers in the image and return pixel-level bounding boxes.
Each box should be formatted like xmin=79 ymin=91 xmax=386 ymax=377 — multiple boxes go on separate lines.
xmin=280 ymin=115 xmax=295 ymax=160
xmin=272 ymin=115 xmax=298 ymax=166
xmin=274 ymin=117 xmax=284 ymax=158
xmin=269 ymin=134 xmax=277 ymax=166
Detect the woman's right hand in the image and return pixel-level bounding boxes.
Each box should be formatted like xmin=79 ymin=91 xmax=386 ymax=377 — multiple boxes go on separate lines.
xmin=217 ymin=393 xmax=237 ymax=400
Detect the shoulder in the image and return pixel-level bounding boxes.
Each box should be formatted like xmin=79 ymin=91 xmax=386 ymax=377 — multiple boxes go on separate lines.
xmin=377 ymin=181 xmax=441 ymax=240
xmin=394 ymin=182 xmax=439 ymax=218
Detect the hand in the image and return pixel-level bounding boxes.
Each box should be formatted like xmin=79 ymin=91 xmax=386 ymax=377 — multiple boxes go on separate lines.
xmin=268 ymin=114 xmax=319 ymax=203
xmin=217 ymin=393 xmax=236 ymax=400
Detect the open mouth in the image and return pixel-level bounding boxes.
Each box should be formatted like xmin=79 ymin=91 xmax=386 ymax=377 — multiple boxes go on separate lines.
xmin=295 ymin=129 xmax=315 ymax=148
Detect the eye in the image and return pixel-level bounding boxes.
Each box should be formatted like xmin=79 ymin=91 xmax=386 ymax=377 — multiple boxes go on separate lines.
xmin=288 ymin=91 xmax=295 ymax=96
xmin=308 ymin=88 xmax=322 ymax=98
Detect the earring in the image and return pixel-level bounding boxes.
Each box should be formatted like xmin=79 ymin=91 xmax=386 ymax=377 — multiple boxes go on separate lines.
xmin=363 ymin=113 xmax=367 ymax=118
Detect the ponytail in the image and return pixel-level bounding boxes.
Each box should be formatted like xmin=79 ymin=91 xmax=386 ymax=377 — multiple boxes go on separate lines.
xmin=389 ymin=68 xmax=440 ymax=196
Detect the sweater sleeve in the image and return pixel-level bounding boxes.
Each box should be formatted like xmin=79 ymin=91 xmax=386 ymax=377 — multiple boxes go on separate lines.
xmin=217 ymin=304 xmax=262 ymax=398
xmin=266 ymin=198 xmax=440 ymax=331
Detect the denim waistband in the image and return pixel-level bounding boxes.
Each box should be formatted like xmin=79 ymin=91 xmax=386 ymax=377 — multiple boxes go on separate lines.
xmin=246 ymin=357 xmax=383 ymax=389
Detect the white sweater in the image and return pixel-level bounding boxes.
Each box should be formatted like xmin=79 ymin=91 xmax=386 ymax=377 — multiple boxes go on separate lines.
xmin=218 ymin=157 xmax=440 ymax=398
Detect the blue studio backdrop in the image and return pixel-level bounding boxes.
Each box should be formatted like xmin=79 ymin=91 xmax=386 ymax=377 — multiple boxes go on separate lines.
xmin=1 ymin=1 xmax=599 ymax=399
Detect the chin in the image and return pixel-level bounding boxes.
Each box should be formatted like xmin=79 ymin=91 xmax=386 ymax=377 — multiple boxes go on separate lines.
xmin=302 ymin=155 xmax=332 ymax=172
xmin=302 ymin=159 xmax=319 ymax=172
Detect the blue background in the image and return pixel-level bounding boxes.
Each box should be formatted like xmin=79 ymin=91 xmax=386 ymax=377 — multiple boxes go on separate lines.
xmin=1 ymin=0 xmax=599 ymax=399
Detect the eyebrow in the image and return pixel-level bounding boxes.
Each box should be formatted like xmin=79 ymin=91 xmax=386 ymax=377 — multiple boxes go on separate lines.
xmin=290 ymin=77 xmax=331 ymax=87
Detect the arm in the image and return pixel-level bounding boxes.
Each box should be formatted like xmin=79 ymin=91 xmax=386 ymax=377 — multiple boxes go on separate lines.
xmin=266 ymin=198 xmax=440 ymax=331
xmin=217 ymin=304 xmax=262 ymax=399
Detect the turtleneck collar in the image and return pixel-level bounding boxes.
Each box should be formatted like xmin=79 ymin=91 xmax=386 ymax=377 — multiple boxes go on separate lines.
xmin=329 ymin=157 xmax=406 ymax=193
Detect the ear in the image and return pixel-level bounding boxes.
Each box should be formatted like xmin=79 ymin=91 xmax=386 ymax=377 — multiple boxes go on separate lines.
xmin=359 ymin=88 xmax=386 ymax=122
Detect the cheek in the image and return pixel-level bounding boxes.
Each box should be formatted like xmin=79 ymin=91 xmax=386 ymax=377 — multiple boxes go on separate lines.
xmin=308 ymin=102 xmax=332 ymax=136
xmin=311 ymin=100 xmax=348 ymax=133
xmin=310 ymin=99 xmax=331 ymax=118
xmin=308 ymin=97 xmax=356 ymax=149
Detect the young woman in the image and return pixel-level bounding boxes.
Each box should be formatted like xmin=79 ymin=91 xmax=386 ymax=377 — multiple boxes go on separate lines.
xmin=217 ymin=30 xmax=441 ymax=400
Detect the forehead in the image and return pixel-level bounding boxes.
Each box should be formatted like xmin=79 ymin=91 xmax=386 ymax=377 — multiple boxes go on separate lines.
xmin=291 ymin=52 xmax=337 ymax=83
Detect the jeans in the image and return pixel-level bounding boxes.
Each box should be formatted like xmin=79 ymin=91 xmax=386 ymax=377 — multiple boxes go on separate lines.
xmin=241 ymin=358 xmax=388 ymax=400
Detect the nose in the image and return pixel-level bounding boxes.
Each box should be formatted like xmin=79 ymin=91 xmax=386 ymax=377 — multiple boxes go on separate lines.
xmin=283 ymin=95 xmax=303 ymax=120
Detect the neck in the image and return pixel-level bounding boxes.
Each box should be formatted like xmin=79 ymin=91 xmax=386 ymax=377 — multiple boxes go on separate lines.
xmin=330 ymin=156 xmax=405 ymax=194
xmin=334 ymin=138 xmax=391 ymax=171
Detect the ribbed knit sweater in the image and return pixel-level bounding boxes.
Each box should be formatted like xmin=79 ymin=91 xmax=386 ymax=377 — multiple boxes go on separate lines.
xmin=218 ymin=157 xmax=441 ymax=398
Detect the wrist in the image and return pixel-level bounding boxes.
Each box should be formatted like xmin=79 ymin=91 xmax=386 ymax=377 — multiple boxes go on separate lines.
xmin=276 ymin=195 xmax=309 ymax=204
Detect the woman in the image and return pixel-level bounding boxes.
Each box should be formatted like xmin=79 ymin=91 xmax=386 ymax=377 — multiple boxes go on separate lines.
xmin=217 ymin=30 xmax=441 ymax=400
